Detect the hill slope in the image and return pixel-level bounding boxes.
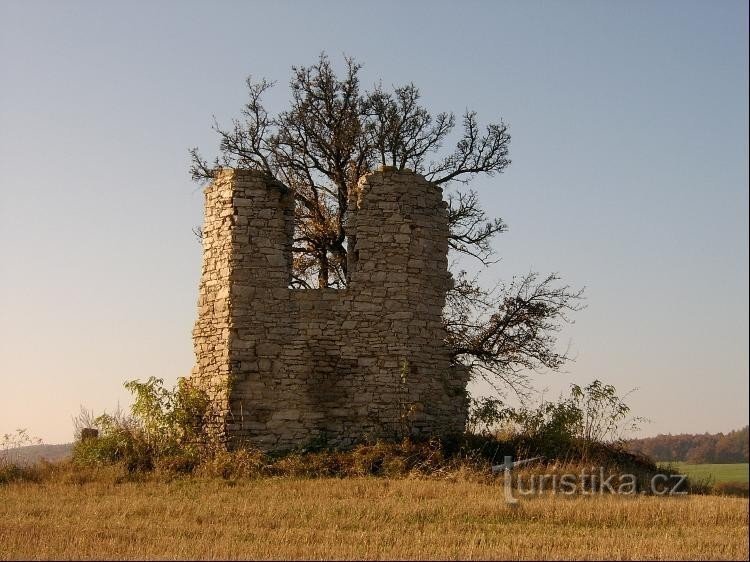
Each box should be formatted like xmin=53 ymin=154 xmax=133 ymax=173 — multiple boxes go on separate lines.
xmin=0 ymin=443 xmax=73 ymax=465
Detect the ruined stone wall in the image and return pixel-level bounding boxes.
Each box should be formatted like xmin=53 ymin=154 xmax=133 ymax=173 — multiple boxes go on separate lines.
xmin=192 ymin=167 xmax=469 ymax=451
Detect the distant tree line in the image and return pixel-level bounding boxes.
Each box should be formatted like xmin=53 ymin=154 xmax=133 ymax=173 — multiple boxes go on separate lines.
xmin=627 ymin=426 xmax=749 ymax=463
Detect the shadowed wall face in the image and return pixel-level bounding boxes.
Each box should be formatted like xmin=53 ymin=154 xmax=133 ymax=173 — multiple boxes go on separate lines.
xmin=192 ymin=167 xmax=469 ymax=451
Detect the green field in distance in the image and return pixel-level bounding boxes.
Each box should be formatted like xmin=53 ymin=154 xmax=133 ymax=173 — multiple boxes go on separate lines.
xmin=659 ymin=462 xmax=749 ymax=484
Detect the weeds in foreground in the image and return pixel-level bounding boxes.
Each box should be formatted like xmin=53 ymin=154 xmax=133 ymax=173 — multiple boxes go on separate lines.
xmin=3 ymin=377 xmax=741 ymax=497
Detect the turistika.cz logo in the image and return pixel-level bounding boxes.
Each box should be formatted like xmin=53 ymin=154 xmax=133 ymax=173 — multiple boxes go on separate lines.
xmin=493 ymin=456 xmax=688 ymax=504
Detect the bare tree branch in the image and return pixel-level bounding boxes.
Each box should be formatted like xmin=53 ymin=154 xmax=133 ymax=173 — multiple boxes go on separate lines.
xmin=445 ymin=271 xmax=586 ymax=395
xmin=446 ymin=189 xmax=507 ymax=264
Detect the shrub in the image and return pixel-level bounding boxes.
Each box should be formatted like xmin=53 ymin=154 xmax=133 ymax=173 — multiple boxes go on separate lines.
xmin=194 ymin=448 xmax=267 ymax=479
xmin=713 ymin=481 xmax=749 ymax=497
xmin=72 ymin=377 xmax=210 ymax=472
xmin=0 ymin=429 xmax=44 ymax=484
xmin=467 ymin=379 xmax=646 ymax=459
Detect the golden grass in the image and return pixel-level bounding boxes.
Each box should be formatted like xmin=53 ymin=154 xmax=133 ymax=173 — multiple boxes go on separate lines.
xmin=1 ymin=477 xmax=747 ymax=560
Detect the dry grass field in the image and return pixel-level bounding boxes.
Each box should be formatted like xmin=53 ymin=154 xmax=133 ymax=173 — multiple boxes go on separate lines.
xmin=1 ymin=477 xmax=747 ymax=560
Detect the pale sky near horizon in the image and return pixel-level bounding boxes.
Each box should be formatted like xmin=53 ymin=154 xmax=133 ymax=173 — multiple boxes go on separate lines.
xmin=1 ymin=0 xmax=747 ymax=444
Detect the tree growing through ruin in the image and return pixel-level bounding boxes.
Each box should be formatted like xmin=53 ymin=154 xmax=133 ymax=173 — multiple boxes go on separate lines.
xmin=190 ymin=53 xmax=584 ymax=398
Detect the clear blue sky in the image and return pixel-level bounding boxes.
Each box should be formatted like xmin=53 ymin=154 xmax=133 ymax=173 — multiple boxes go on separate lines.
xmin=1 ymin=0 xmax=747 ymax=444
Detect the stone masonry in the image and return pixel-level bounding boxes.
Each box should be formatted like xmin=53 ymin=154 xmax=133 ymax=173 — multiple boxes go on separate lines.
xmin=191 ymin=166 xmax=469 ymax=451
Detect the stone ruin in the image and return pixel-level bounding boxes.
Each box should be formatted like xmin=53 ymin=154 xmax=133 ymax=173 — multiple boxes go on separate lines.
xmin=191 ymin=166 xmax=469 ymax=451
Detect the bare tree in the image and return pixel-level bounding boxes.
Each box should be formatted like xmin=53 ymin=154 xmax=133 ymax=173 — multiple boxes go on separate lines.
xmin=445 ymin=272 xmax=585 ymax=400
xmin=191 ymin=53 xmax=510 ymax=286
xmin=191 ymin=53 xmax=583 ymax=397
